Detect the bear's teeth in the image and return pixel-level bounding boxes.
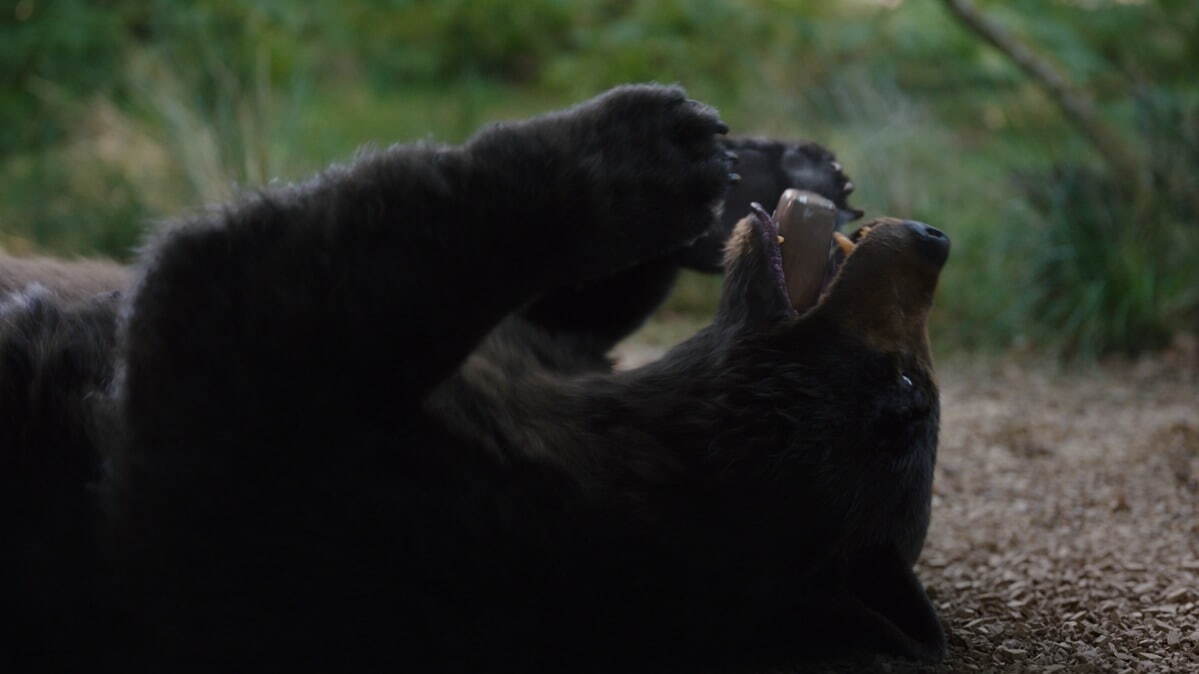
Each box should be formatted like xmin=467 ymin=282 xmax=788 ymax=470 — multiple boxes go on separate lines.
xmin=777 ymin=235 xmax=785 ymax=244
xmin=833 ymin=231 xmax=856 ymax=255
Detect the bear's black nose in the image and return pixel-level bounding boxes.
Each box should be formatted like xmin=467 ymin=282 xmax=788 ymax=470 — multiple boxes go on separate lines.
xmin=904 ymin=220 xmax=950 ymax=267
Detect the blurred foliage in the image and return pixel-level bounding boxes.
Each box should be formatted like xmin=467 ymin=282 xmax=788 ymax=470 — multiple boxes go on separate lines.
xmin=0 ymin=0 xmax=1196 ymax=356
xmin=1010 ymin=87 xmax=1199 ymax=357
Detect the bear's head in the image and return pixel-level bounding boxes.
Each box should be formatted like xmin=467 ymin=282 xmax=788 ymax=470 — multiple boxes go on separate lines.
xmin=709 ymin=188 xmax=948 ymax=557
xmin=676 ymin=189 xmax=950 ymax=662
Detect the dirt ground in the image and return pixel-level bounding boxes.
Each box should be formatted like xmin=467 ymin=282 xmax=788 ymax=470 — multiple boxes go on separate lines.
xmin=614 ymin=341 xmax=1199 ymax=672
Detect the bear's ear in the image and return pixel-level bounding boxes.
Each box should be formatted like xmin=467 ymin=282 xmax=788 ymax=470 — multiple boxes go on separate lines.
xmin=829 ymin=544 xmax=947 ymax=664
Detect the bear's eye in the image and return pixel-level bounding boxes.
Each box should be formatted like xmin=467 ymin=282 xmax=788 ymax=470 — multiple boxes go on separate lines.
xmin=900 ymin=373 xmax=914 ymax=388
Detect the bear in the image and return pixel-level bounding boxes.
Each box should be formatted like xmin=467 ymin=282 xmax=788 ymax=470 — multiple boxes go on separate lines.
xmin=3 ymin=125 xmax=862 ymax=669
xmin=3 ymin=84 xmax=947 ymax=671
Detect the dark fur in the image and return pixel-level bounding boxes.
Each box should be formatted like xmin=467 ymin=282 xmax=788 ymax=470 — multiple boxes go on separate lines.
xmin=1 ymin=288 xmax=122 ymax=666
xmin=3 ymin=85 xmax=941 ymax=671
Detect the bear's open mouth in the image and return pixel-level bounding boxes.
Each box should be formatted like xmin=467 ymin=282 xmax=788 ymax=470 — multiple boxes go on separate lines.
xmin=749 ymin=189 xmax=875 ymax=315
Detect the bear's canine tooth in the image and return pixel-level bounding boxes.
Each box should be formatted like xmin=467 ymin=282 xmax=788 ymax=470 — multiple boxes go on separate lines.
xmin=833 ymin=231 xmax=856 ymax=255
xmin=777 ymin=235 xmax=785 ymax=245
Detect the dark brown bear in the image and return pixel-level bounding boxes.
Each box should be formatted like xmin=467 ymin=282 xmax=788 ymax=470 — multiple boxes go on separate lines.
xmin=3 ymin=85 xmax=946 ymax=672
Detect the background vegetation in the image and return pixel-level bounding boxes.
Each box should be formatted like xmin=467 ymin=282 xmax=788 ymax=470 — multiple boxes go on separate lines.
xmin=2 ymin=0 xmax=1195 ymax=357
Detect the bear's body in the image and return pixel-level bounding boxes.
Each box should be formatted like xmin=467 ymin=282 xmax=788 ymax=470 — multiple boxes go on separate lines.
xmin=3 ymin=85 xmax=945 ymax=671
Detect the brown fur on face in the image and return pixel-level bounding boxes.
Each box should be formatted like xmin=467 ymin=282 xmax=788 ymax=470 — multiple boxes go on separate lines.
xmin=0 ymin=252 xmax=130 ymax=303
xmin=816 ymin=218 xmax=946 ymax=367
xmin=722 ymin=205 xmax=947 ymax=369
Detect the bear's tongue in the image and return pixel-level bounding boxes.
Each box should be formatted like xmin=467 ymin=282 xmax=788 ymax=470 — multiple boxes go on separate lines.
xmin=775 ymin=189 xmax=837 ymax=313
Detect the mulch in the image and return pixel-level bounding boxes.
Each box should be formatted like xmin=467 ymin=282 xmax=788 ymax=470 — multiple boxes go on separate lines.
xmin=905 ymin=355 xmax=1198 ymax=672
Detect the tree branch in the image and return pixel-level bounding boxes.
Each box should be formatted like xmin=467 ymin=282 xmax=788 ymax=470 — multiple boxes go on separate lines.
xmin=941 ymin=0 xmax=1147 ymax=193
